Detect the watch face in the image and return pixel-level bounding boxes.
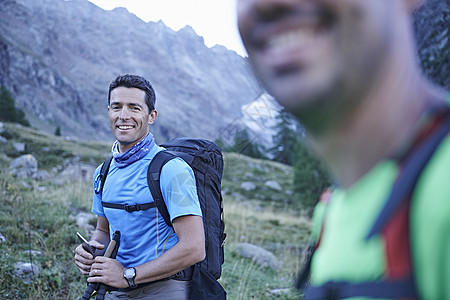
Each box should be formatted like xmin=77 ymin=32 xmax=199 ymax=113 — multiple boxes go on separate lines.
xmin=124 ymin=268 xmax=135 ymax=278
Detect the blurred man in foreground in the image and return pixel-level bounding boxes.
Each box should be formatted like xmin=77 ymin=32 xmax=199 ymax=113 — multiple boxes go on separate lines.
xmin=237 ymin=0 xmax=450 ymax=299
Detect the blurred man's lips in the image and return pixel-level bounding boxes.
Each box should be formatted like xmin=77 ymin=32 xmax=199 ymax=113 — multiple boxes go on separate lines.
xmin=118 ymin=125 xmax=134 ymax=130
xmin=254 ymin=27 xmax=319 ymax=72
xmin=251 ymin=19 xmax=330 ymax=75
xmin=266 ymin=28 xmax=316 ymax=55
xmin=248 ymin=7 xmax=332 ymax=71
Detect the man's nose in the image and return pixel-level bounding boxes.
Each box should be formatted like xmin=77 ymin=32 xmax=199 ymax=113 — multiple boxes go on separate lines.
xmin=249 ymin=0 xmax=299 ymax=22
xmin=119 ymin=107 xmax=131 ymax=119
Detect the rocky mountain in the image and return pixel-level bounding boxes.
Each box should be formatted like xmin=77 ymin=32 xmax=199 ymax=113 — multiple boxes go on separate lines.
xmin=1 ymin=0 xmax=446 ymax=145
xmin=413 ymin=0 xmax=450 ymax=89
xmin=0 ymin=0 xmax=265 ymax=142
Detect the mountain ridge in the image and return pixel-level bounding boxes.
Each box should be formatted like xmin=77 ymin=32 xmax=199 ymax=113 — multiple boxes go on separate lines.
xmin=0 ymin=0 xmax=265 ymax=142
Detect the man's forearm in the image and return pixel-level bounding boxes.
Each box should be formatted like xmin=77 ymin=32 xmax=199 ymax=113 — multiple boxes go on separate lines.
xmin=90 ymin=228 xmax=110 ymax=246
xmin=133 ymin=237 xmax=204 ymax=284
xmin=133 ymin=215 xmax=205 ymax=285
xmin=91 ymin=216 xmax=110 ymax=247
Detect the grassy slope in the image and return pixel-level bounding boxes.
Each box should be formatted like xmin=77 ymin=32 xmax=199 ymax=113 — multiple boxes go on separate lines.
xmin=0 ymin=123 xmax=311 ymax=299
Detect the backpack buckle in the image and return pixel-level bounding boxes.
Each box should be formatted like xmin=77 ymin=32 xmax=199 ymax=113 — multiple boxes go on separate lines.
xmin=125 ymin=204 xmax=141 ymax=212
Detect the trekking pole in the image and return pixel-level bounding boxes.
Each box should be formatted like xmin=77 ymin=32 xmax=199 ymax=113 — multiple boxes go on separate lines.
xmin=81 ymin=231 xmax=121 ymax=300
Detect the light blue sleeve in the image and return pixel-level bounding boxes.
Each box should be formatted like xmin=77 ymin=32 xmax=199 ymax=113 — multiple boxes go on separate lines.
xmin=91 ymin=164 xmax=106 ymax=217
xmin=160 ymin=157 xmax=202 ymax=222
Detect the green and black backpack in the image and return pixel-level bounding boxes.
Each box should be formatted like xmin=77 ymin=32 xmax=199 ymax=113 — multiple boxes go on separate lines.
xmin=296 ymin=104 xmax=450 ymax=300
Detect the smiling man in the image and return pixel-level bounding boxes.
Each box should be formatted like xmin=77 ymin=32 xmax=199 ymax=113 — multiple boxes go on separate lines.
xmin=108 ymin=85 xmax=156 ymax=152
xmin=74 ymin=74 xmax=205 ymax=299
xmin=238 ymin=0 xmax=450 ymax=299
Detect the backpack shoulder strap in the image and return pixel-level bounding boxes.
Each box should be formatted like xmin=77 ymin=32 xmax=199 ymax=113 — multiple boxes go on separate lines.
xmin=367 ymin=107 xmax=450 ymax=239
xmin=147 ymin=150 xmax=178 ymax=227
xmin=95 ymin=156 xmax=113 ymax=195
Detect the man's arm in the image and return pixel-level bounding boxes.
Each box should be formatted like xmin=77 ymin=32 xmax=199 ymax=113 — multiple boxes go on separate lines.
xmin=74 ymin=216 xmax=110 ymax=275
xmin=89 ymin=216 xmax=110 ymax=247
xmin=87 ymin=214 xmax=205 ymax=288
xmin=135 ymin=214 xmax=205 ymax=283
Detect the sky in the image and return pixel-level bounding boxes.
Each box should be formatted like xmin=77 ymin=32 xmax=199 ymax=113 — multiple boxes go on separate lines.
xmin=87 ymin=0 xmax=247 ymax=56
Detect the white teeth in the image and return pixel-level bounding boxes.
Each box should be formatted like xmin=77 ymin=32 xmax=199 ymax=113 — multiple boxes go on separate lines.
xmin=267 ymin=29 xmax=314 ymax=53
xmin=118 ymin=126 xmax=133 ymax=130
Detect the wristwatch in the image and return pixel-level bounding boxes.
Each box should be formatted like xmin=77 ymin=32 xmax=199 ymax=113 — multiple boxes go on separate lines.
xmin=123 ymin=267 xmax=137 ymax=288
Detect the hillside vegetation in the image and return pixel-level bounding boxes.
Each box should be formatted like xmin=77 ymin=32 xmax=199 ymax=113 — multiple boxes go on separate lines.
xmin=0 ymin=122 xmax=311 ymax=299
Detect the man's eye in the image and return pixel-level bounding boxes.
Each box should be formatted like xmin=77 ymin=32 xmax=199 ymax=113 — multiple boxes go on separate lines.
xmin=132 ymin=106 xmax=141 ymax=111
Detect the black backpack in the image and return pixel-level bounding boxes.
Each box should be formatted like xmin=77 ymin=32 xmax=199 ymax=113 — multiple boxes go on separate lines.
xmin=98 ymin=137 xmax=227 ymax=299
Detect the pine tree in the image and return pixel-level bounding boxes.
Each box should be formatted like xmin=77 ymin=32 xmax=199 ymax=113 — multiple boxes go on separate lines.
xmin=292 ymin=139 xmax=331 ymax=211
xmin=230 ymin=129 xmax=266 ymax=159
xmin=0 ymin=85 xmax=18 ymax=122
xmin=0 ymin=85 xmax=30 ymax=126
xmin=55 ymin=126 xmax=61 ymax=136
xmin=269 ymin=109 xmax=331 ymax=210
xmin=270 ymin=110 xmax=303 ymax=165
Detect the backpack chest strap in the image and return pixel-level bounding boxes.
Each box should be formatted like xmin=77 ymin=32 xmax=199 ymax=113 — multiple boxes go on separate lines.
xmin=304 ymin=275 xmax=418 ymax=300
xmin=102 ymin=201 xmax=156 ymax=212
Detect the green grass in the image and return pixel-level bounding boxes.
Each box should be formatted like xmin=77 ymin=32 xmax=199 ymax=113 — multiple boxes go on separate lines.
xmin=221 ymin=198 xmax=310 ymax=299
xmin=223 ymin=153 xmax=299 ymax=211
xmin=0 ymin=122 xmax=311 ymax=299
xmin=0 ymin=122 xmax=110 ymax=170
xmin=0 ymin=174 xmax=89 ymax=299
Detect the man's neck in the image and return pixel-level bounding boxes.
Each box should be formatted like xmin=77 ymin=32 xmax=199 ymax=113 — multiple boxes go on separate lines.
xmin=313 ymin=73 xmax=438 ymax=189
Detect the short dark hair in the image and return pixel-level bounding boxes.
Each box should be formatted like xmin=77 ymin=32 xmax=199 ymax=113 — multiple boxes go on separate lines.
xmin=107 ymin=74 xmax=156 ymax=113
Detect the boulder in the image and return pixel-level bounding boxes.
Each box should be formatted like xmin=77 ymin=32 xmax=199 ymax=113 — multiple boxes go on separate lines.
xmin=235 ymin=243 xmax=279 ymax=270
xmin=14 ymin=262 xmax=40 ymax=284
xmin=265 ymin=180 xmax=282 ymax=191
xmin=13 ymin=142 xmax=26 ymax=152
xmin=240 ymin=181 xmax=256 ymax=191
xmin=9 ymin=154 xmax=38 ymax=179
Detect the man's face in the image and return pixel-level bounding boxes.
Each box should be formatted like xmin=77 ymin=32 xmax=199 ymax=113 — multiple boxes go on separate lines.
xmin=237 ymin=0 xmax=404 ymax=125
xmin=108 ymin=86 xmax=156 ymax=153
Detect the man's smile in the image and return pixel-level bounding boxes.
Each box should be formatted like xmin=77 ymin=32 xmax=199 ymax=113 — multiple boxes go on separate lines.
xmin=245 ymin=7 xmax=334 ymax=74
xmin=266 ymin=28 xmax=318 ymax=55
xmin=117 ymin=125 xmax=135 ymax=130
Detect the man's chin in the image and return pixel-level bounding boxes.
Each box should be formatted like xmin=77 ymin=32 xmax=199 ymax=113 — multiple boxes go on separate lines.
xmin=270 ymin=87 xmax=317 ymax=115
xmin=117 ymin=140 xmax=133 ymax=146
xmin=266 ymin=71 xmax=339 ymax=114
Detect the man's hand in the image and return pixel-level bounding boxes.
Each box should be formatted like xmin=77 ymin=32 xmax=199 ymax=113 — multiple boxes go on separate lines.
xmin=74 ymin=240 xmax=105 ymax=275
xmin=87 ymin=256 xmax=128 ymax=288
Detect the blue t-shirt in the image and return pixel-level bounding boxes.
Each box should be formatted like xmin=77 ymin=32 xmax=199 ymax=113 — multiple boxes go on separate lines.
xmin=91 ymin=144 xmax=202 ymax=268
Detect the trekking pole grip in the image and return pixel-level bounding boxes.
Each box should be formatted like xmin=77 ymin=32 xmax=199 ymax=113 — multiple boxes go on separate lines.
xmin=103 ymin=239 xmax=116 ymax=258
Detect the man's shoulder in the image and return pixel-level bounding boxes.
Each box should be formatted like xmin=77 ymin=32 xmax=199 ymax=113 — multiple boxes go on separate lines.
xmin=415 ymin=133 xmax=450 ymax=196
xmin=411 ymin=134 xmax=450 ymax=214
xmin=411 ymin=134 xmax=450 ymax=299
xmin=159 ymin=155 xmax=193 ymax=177
xmin=411 ymin=133 xmax=450 ymax=246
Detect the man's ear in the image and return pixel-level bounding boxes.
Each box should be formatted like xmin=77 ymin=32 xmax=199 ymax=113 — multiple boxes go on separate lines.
xmin=148 ymin=110 xmax=157 ymax=125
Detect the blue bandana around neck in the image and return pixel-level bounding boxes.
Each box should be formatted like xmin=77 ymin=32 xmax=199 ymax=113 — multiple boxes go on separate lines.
xmin=111 ymin=133 xmax=155 ymax=168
